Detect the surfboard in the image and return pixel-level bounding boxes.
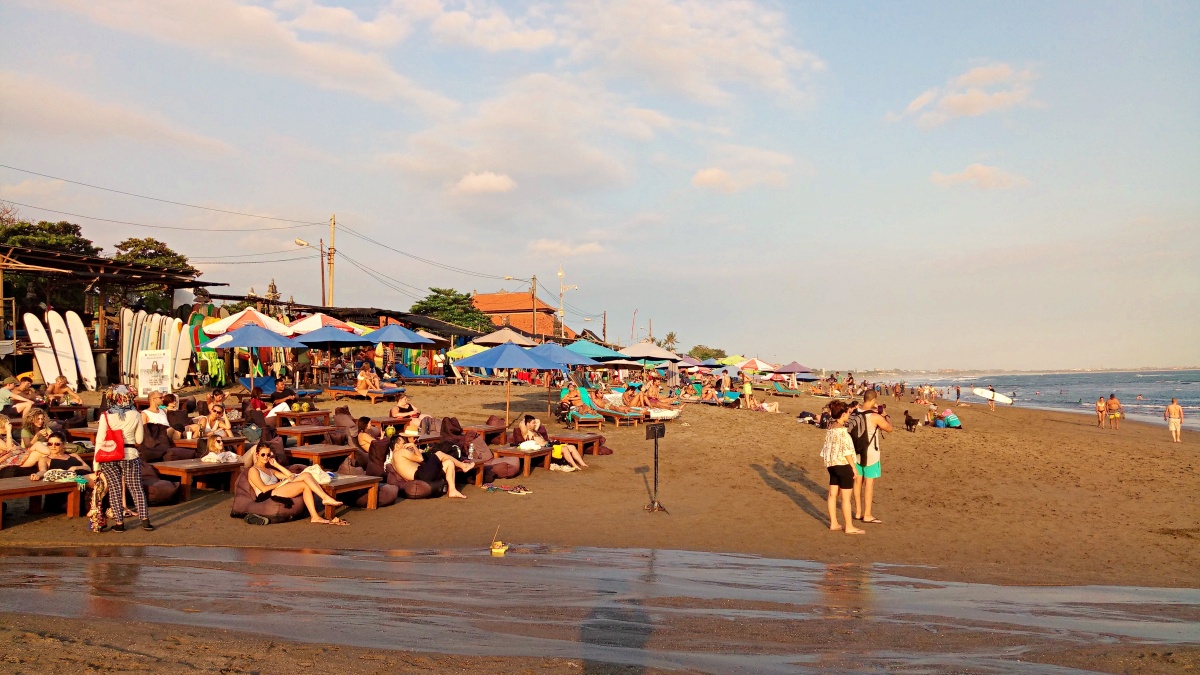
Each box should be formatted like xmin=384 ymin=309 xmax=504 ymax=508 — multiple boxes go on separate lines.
xmin=130 ymin=310 xmax=147 ymax=388
xmin=120 ymin=308 xmax=133 ymax=384
xmin=165 ymin=318 xmax=182 ymax=388
xmin=45 ymin=311 xmax=79 ymax=390
xmin=173 ymin=328 xmax=193 ymax=390
xmin=23 ymin=313 xmax=60 ymax=385
xmin=972 ymin=387 xmax=1013 ymax=405
xmin=65 ymin=311 xmax=97 ymax=391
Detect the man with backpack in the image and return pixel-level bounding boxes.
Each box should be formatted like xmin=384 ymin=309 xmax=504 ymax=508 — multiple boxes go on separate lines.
xmin=848 ymin=390 xmax=893 ymax=524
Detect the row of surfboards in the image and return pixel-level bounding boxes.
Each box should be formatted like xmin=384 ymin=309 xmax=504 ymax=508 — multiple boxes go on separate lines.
xmin=117 ymin=308 xmax=195 ymax=393
xmin=23 ymin=311 xmax=99 ymax=392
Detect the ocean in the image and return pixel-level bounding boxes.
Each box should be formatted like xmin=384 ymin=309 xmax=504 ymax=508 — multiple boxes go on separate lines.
xmin=909 ymin=370 xmax=1200 ymax=431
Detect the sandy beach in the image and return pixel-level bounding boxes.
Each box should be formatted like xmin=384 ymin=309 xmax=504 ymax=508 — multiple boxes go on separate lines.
xmin=2 ymin=385 xmax=1196 ymax=587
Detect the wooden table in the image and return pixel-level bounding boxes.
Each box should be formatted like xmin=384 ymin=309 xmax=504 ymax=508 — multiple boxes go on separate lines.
xmin=367 ymin=416 xmax=411 ymax=433
xmin=0 ymin=476 xmax=80 ymax=529
xmin=174 ymin=435 xmax=249 ymax=456
xmin=465 ymin=423 xmax=506 ymax=446
xmin=274 ymin=425 xmax=338 ymax=446
xmin=549 ymin=431 xmax=603 ymax=456
xmin=66 ymin=427 xmax=99 ymax=442
xmin=45 ymin=404 xmax=92 ymax=421
xmin=322 ymin=474 xmax=380 ymax=519
xmin=153 ymin=458 xmax=243 ymax=501
xmin=488 ymin=445 xmax=553 ymax=481
xmin=272 ymin=409 xmax=331 ymax=426
xmin=287 ymin=443 xmax=355 ymax=467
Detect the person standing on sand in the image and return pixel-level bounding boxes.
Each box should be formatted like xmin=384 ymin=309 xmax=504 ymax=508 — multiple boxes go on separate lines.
xmin=850 ymin=390 xmax=892 ymax=524
xmin=987 ymin=385 xmax=997 ymax=412
xmin=1106 ymin=394 xmax=1123 ymax=430
xmin=1164 ymin=398 xmax=1184 ymax=443
xmin=821 ymin=400 xmax=864 ymax=535
xmin=955 ymin=385 xmax=961 ymax=403
xmin=1095 ymin=398 xmax=1107 ymax=427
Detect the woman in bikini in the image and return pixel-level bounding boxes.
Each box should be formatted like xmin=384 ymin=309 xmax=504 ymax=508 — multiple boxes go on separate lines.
xmin=1095 ymin=397 xmax=1106 ymax=427
xmin=355 ymin=416 xmax=376 ymax=453
xmin=247 ymin=445 xmax=346 ymax=525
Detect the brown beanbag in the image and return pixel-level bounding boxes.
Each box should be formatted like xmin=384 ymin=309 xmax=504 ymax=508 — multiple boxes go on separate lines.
xmin=229 ymin=468 xmax=305 ymax=523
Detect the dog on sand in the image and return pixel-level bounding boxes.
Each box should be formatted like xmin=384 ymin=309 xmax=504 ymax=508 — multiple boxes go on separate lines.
xmin=904 ymin=410 xmax=918 ymax=432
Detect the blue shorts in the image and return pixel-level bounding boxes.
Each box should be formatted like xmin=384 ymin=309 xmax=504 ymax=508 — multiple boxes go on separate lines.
xmin=855 ymin=461 xmax=881 ymax=479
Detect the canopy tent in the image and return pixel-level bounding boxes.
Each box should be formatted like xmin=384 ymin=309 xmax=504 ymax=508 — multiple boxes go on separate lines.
xmin=565 ymin=340 xmax=626 ymax=361
xmin=447 ymin=343 xmax=487 ymax=359
xmin=620 ymin=341 xmax=681 ymax=362
xmin=203 ymin=307 xmax=294 ymax=336
xmin=452 ymin=342 xmax=566 ymax=425
xmin=204 ymin=325 xmax=298 ymax=391
xmin=292 ymin=325 xmax=376 ymax=386
xmin=287 ymin=312 xmax=361 ymax=335
xmin=472 ymin=327 xmax=535 ymax=347
xmin=528 ymin=343 xmax=599 ymax=415
xmin=737 ymin=358 xmax=776 ymax=372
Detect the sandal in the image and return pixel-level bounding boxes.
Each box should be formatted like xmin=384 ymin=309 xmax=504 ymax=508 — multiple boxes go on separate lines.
xmin=509 ymin=486 xmax=532 ymax=495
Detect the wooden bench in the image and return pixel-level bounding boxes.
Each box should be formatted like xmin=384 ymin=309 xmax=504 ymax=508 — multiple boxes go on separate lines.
xmin=153 ymin=459 xmax=243 ymax=501
xmin=464 ymin=423 xmax=507 ymax=446
xmin=173 ymin=435 xmax=250 ymax=456
xmin=549 ymin=431 xmax=603 ymax=456
xmin=0 ymin=476 xmax=81 ymax=529
xmin=322 ymin=474 xmax=380 ymax=519
xmin=274 ymin=424 xmax=338 ymax=446
xmin=287 ymin=443 xmax=355 ymax=467
xmin=272 ymin=410 xmax=332 ymax=426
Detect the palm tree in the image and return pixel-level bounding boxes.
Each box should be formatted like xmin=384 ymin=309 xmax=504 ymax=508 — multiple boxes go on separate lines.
xmin=661 ymin=331 xmax=678 ymax=351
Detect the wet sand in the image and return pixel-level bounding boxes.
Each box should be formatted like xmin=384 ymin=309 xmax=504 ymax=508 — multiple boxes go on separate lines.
xmin=3 ymin=385 xmax=1195 ymax=587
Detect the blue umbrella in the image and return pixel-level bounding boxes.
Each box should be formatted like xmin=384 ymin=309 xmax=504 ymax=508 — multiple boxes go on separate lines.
xmin=454 ymin=342 xmax=565 ymax=424
xmin=367 ymin=323 xmax=435 ymax=347
xmin=529 ymin=343 xmax=599 ymax=415
xmin=565 ymin=340 xmax=626 ymax=361
xmin=700 ymin=358 xmax=720 ymax=367
xmin=293 ymin=325 xmax=376 ymax=386
xmin=204 ymin=325 xmax=299 ymax=391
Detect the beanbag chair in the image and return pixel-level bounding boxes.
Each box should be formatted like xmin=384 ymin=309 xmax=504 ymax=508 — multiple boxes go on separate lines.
xmin=229 ymin=468 xmax=306 ymax=523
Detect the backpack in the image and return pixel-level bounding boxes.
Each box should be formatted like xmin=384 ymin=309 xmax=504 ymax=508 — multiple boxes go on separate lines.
xmin=846 ymin=410 xmax=877 ymax=466
xmin=242 ymin=423 xmax=263 ymax=445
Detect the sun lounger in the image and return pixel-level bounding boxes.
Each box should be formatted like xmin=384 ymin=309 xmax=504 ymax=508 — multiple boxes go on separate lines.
xmin=394 ymin=363 xmax=444 ymax=385
xmin=559 ymin=388 xmax=605 ymax=430
xmin=327 ymin=385 xmax=406 ymax=404
xmin=601 ymin=393 xmax=681 ymax=421
xmin=580 ymin=388 xmax=642 ymax=427
xmin=773 ymin=382 xmax=804 ymax=398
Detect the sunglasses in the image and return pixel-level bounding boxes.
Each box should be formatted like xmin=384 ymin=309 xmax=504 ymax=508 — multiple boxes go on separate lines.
xmin=47 ymin=442 xmax=63 ymax=447
xmin=257 ymin=451 xmax=272 ymax=457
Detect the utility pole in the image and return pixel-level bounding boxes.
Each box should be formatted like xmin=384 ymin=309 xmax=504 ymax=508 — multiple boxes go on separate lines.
xmin=556 ymin=266 xmax=577 ymax=340
xmin=327 ymin=214 xmax=336 ymax=307
xmin=318 ymin=238 xmax=327 ymax=307
xmin=649 ymin=318 xmax=653 ymax=342
xmin=602 ymin=310 xmax=607 ymax=344
xmin=530 ymin=274 xmax=538 ymax=343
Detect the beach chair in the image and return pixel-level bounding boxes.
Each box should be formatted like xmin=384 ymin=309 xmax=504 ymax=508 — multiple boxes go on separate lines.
xmin=600 ymin=392 xmax=682 ymax=422
xmin=559 ymin=388 xmax=604 ymax=431
xmin=327 ymin=386 xmax=406 ymax=405
xmin=394 ymin=363 xmax=444 ymax=385
xmin=773 ymin=382 xmax=803 ymax=398
xmin=579 ymin=388 xmax=642 ymax=427
xmin=237 ymin=376 xmax=276 ymax=394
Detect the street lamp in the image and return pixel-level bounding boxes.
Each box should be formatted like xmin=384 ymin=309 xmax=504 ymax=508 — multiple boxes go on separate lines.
xmin=556 ymin=267 xmax=577 ymax=339
xmin=294 ymin=238 xmax=327 ymax=306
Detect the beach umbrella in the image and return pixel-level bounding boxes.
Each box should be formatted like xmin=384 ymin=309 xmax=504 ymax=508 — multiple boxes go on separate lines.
xmin=416 ymin=329 xmax=450 ymax=348
xmin=738 ymin=358 xmax=776 ymax=372
xmin=565 ymin=340 xmax=627 ymax=361
xmin=365 ymin=323 xmax=436 ymax=375
xmin=620 ymin=340 xmax=681 ymax=362
xmin=678 ymin=355 xmax=702 ymax=367
xmin=293 ymin=325 xmax=376 ymax=386
xmin=700 ymin=358 xmax=720 ymax=367
xmin=529 ymin=343 xmax=599 ymax=415
xmin=716 ymin=354 xmax=745 ymax=366
xmin=287 ymin=312 xmax=361 ymax=335
xmin=447 ymin=343 xmax=487 ymax=359
xmin=204 ymin=325 xmax=299 ymax=391
xmin=452 ymin=342 xmax=566 ymax=425
xmin=473 ymin=327 xmax=535 ymax=347
xmin=774 ymin=361 xmax=813 ymax=374
xmin=203 ymin=307 xmax=294 ymax=336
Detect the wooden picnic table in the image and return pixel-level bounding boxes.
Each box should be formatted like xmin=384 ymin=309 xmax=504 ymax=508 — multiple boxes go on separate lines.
xmin=367 ymin=416 xmax=411 ymax=433
xmin=44 ymin=404 xmax=92 ymax=421
xmin=0 ymin=476 xmax=80 ymax=529
xmin=487 ymin=445 xmax=553 ymax=482
xmin=153 ymin=458 xmax=243 ymax=501
xmin=549 ymin=431 xmax=603 ymax=456
xmin=287 ymin=443 xmax=355 ymax=467
xmin=66 ymin=426 xmax=98 ymax=442
xmin=274 ymin=424 xmax=338 ymax=446
xmin=272 ymin=409 xmax=331 ymax=426
xmin=465 ymin=423 xmax=506 ymax=446
xmin=174 ymin=435 xmax=250 ymax=456
xmin=321 ymin=475 xmax=380 ymax=520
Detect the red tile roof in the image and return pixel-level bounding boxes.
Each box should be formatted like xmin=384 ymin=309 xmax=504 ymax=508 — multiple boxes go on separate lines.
xmin=472 ymin=291 xmax=555 ymax=314
xmin=491 ymin=312 xmax=576 ymax=339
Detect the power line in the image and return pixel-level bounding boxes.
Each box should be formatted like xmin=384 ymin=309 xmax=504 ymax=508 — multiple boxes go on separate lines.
xmin=0 ymin=163 xmax=325 ymax=225
xmin=189 ymin=248 xmax=300 ymax=260
xmin=192 ymin=255 xmax=321 ymax=265
xmin=334 ymin=250 xmax=424 ymax=302
xmin=2 ymin=200 xmax=317 ymax=232
xmin=338 ymin=224 xmax=519 ymax=282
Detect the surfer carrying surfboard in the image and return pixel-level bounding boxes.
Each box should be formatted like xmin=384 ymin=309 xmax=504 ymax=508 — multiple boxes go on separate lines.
xmin=987 ymin=385 xmax=997 ymax=412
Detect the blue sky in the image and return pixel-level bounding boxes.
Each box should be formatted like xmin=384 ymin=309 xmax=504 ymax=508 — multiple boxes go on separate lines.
xmin=1 ymin=0 xmax=1196 ymax=370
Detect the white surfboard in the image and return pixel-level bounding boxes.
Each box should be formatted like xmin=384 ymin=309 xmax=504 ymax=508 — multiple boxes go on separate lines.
xmin=119 ymin=308 xmax=133 ymax=383
xmin=23 ymin=313 xmax=60 ymax=385
xmin=66 ymin=311 xmax=97 ymax=391
xmin=165 ymin=318 xmax=182 ymax=388
xmin=972 ymin=387 xmax=1013 ymax=405
xmin=45 ymin=310 xmax=79 ymax=390
xmin=130 ymin=310 xmax=147 ymax=388
xmin=173 ymin=327 xmax=193 ymax=390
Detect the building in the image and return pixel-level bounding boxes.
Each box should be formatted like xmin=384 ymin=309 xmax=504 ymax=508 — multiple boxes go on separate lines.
xmin=471 ymin=290 xmax=576 ymax=340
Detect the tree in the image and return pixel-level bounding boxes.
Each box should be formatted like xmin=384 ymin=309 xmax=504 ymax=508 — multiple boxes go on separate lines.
xmin=655 ymin=331 xmax=679 ymax=351
xmin=0 ymin=220 xmax=101 ymax=315
xmin=688 ymin=344 xmax=727 ymax=361
xmin=409 ymin=288 xmax=494 ymax=332
xmin=0 ymin=201 xmax=20 ymax=228
xmin=113 ymin=237 xmax=198 ymax=274
xmin=0 ymin=220 xmax=101 ymax=255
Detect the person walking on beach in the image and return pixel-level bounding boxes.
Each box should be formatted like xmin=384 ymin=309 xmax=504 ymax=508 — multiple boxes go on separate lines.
xmin=821 ymin=400 xmax=864 ymax=535
xmin=1106 ymin=394 xmax=1123 ymax=430
xmin=955 ymin=385 xmax=961 ymax=403
xmin=849 ymin=390 xmax=892 ymax=524
xmin=1165 ymin=398 xmax=1184 ymax=443
xmin=1095 ymin=398 xmax=1107 ymax=427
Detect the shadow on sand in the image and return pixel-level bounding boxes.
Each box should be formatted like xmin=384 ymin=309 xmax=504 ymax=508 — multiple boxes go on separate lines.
xmin=750 ymin=455 xmax=827 ymax=525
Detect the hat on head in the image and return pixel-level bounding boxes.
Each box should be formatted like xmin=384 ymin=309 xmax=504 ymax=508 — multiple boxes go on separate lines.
xmin=1 ymin=377 xmax=15 ymax=385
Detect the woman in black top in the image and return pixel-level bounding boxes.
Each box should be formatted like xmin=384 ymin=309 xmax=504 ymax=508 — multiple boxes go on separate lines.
xmin=30 ymin=432 xmax=95 ymax=484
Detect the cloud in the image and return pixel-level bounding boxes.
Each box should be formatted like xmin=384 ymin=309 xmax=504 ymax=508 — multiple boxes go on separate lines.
xmin=931 ymin=163 xmax=1030 ymax=190
xmin=278 ymin=0 xmax=413 ymax=47
xmin=0 ymin=72 xmax=232 ymax=153
xmin=559 ymin=0 xmax=824 ymax=104
xmin=450 ymin=171 xmax=517 ymax=194
xmin=43 ymin=0 xmax=456 ymax=114
xmin=0 ymin=178 xmax=66 ymax=200
xmin=691 ymin=144 xmax=795 ymax=192
xmin=891 ymin=62 xmax=1037 ymax=128
xmin=430 ymin=4 xmax=557 ymax=51
xmin=528 ymin=239 xmax=604 ymax=256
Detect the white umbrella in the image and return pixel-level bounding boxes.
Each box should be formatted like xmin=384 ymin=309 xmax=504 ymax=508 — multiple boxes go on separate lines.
xmin=473 ymin=327 xmax=535 ymax=347
xmin=287 ymin=312 xmax=362 ymax=335
xmin=620 ymin=340 xmax=680 ymax=362
xmin=202 ymin=307 xmax=294 ymax=336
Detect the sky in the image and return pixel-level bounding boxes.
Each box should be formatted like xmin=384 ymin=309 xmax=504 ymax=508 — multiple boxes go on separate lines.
xmin=0 ymin=0 xmax=1197 ymax=371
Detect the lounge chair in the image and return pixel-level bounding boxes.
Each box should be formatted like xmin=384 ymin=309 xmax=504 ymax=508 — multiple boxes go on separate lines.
xmin=559 ymin=388 xmax=604 ymax=431
xmin=237 ymin=376 xmax=276 ymax=394
xmin=327 ymin=385 xmax=406 ymax=404
xmin=773 ymin=382 xmax=804 ymax=398
xmin=579 ymin=388 xmax=642 ymax=427
xmin=600 ymin=393 xmax=681 ymax=421
xmin=394 ymin=363 xmax=444 ymax=385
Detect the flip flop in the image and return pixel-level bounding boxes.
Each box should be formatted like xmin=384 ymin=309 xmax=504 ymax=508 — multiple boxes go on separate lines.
xmin=861 ymin=517 xmax=883 ymax=524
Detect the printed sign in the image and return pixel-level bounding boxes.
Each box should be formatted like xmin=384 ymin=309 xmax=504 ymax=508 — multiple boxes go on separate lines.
xmin=137 ymin=349 xmax=173 ymax=396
